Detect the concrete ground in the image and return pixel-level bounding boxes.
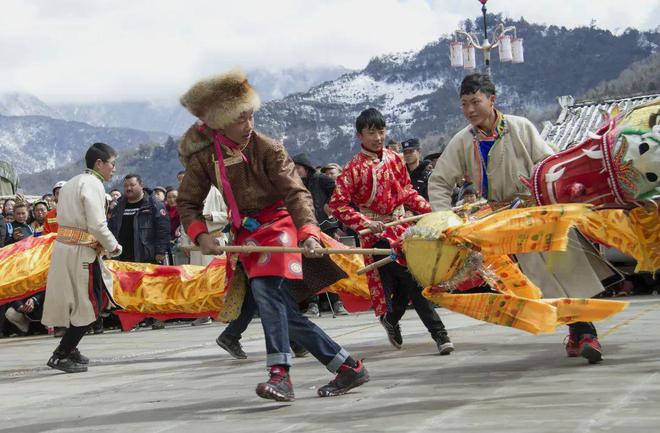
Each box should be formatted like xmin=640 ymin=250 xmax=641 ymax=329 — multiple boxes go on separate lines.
xmin=1 ymin=295 xmax=659 ymax=433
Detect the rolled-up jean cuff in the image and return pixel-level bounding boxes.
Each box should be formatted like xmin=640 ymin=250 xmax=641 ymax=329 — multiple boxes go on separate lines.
xmin=326 ymin=348 xmax=349 ymax=373
xmin=267 ymin=352 xmax=293 ymax=367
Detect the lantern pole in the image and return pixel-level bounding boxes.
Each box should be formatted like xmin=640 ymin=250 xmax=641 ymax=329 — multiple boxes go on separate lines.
xmin=481 ymin=0 xmax=490 ymax=75
xmin=450 ymin=0 xmax=523 ymax=76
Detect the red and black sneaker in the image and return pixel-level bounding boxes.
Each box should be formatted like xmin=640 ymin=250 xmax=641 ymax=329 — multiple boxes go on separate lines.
xmin=564 ymin=331 xmax=580 ymax=358
xmin=578 ymin=334 xmax=603 ymax=364
xmin=256 ymin=366 xmax=294 ymax=402
xmin=317 ymin=359 xmax=369 ymax=397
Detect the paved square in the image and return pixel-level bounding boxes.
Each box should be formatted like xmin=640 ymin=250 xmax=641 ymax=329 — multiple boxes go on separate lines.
xmin=1 ymin=296 xmax=659 ymax=433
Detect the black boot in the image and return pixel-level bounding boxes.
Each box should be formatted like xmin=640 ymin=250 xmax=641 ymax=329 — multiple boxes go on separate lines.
xmin=47 ymin=346 xmax=88 ymax=373
xmin=68 ymin=348 xmax=90 ymax=364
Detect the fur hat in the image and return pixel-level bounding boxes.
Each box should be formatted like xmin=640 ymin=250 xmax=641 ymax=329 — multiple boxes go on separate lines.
xmin=180 ymin=68 xmax=261 ymax=130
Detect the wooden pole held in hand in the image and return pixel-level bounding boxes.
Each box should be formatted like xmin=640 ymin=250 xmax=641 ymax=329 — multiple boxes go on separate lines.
xmin=357 ymin=214 xmax=427 ymax=236
xmin=178 ymin=245 xmax=392 ymax=256
xmin=356 ymin=255 xmax=395 ymax=275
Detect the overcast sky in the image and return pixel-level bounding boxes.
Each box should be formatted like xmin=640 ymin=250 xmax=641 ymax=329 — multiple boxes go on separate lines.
xmin=1 ymin=0 xmax=658 ymax=104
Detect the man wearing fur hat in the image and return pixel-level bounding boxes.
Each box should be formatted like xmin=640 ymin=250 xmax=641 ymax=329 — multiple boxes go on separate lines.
xmin=176 ymin=69 xmax=369 ymax=402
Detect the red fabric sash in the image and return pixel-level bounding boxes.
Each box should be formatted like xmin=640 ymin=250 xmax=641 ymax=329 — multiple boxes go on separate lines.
xmin=198 ymin=124 xmax=246 ymax=230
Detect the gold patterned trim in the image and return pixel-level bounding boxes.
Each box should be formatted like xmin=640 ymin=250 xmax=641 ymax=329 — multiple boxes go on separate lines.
xmin=56 ymin=226 xmax=97 ymax=246
xmin=359 ymin=204 xmax=405 ymax=223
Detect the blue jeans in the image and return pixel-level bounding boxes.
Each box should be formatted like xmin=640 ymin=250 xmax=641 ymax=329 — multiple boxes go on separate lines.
xmin=250 ymin=276 xmax=348 ymax=372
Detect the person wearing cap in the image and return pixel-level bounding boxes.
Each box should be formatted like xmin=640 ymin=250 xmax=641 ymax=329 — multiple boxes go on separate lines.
xmin=320 ymin=163 xmax=342 ymax=180
xmin=41 ymin=142 xmax=122 ymax=373
xmin=43 ymin=181 xmax=66 ymax=235
xmin=152 ymin=186 xmax=167 ymax=202
xmin=176 ymin=68 xmax=369 ymax=402
xmin=401 ymin=138 xmax=432 ymax=201
xmin=42 ymin=193 xmax=55 ymax=210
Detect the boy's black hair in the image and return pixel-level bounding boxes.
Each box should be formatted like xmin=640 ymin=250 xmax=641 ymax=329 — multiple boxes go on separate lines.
xmin=356 ymin=108 xmax=386 ymax=133
xmin=85 ymin=142 xmax=117 ymax=170
xmin=460 ymin=73 xmax=496 ymax=97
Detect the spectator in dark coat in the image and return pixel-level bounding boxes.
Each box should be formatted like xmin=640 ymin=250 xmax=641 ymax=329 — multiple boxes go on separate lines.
xmin=402 ymin=138 xmax=432 ymax=201
xmin=292 ymin=153 xmax=348 ymax=317
xmin=108 ymin=174 xmax=170 ymax=265
xmin=0 ymin=212 xmax=5 ymax=248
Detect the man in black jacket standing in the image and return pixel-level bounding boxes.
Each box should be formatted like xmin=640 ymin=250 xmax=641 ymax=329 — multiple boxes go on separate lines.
xmin=108 ymin=174 xmax=170 ymax=265
xmin=108 ymin=174 xmax=170 ymax=330
xmin=401 ymin=138 xmax=432 ymax=201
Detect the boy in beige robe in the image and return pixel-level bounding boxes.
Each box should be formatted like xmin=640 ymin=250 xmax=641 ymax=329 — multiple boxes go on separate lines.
xmin=42 ymin=143 xmax=122 ymax=373
xmin=428 ymin=73 xmax=613 ymax=364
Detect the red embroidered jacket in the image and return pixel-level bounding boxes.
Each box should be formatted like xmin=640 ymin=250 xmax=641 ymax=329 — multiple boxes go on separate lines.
xmin=328 ymin=147 xmax=432 ymax=315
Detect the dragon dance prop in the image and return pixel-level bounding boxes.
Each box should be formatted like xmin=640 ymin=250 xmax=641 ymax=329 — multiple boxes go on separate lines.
xmin=402 ymin=99 xmax=659 ymax=334
xmin=0 ymin=233 xmax=371 ymax=330
xmin=524 ymin=97 xmax=659 ymax=273
xmin=0 ymin=207 xmax=649 ymax=335
xmin=402 ymin=204 xmax=628 ymax=334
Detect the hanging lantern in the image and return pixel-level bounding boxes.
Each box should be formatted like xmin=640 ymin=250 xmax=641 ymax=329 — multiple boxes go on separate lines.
xmin=498 ymin=35 xmax=513 ymax=62
xmin=463 ymin=44 xmax=476 ymax=70
xmin=449 ymin=41 xmax=464 ymax=67
xmin=512 ymin=38 xmax=524 ymax=63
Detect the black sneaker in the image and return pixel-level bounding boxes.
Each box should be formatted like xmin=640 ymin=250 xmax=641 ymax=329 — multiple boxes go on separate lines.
xmin=434 ymin=334 xmax=454 ymax=355
xmin=47 ymin=355 xmax=88 ymax=373
xmin=69 ymin=348 xmax=90 ymax=364
xmin=216 ymin=334 xmax=247 ymax=359
xmin=317 ymin=359 xmax=370 ymax=397
xmin=379 ymin=315 xmax=402 ymax=349
xmin=256 ymin=366 xmax=294 ymax=402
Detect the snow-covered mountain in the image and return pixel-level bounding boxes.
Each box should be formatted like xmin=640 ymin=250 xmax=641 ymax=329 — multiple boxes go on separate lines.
xmin=10 ymin=15 xmax=660 ymax=193
xmin=55 ymin=102 xmax=195 ymax=137
xmin=256 ymin=19 xmax=660 ymax=164
xmin=0 ymin=66 xmax=350 ymax=190
xmin=0 ymin=114 xmax=167 ymax=175
xmin=0 ymin=93 xmax=62 ymax=119
xmin=52 ymin=66 xmax=350 ymax=135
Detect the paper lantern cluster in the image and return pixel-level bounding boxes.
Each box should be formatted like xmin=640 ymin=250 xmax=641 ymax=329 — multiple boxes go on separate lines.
xmin=498 ymin=35 xmax=524 ymax=63
xmin=449 ymin=37 xmax=524 ymax=68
